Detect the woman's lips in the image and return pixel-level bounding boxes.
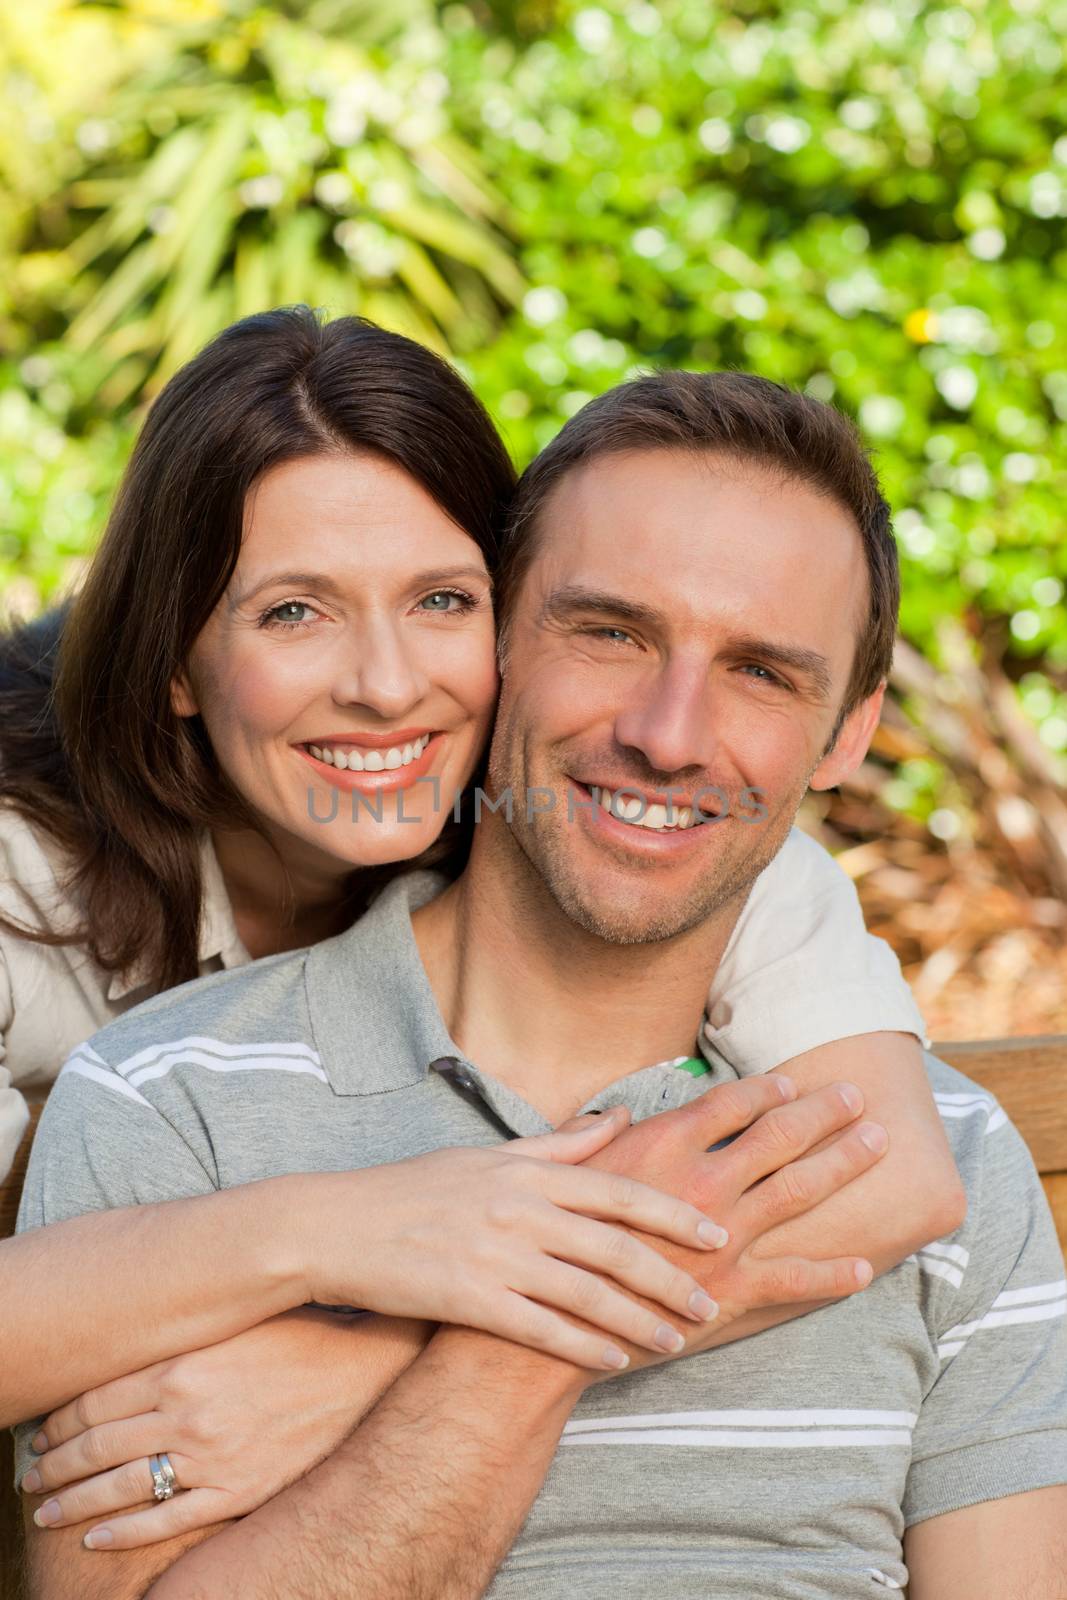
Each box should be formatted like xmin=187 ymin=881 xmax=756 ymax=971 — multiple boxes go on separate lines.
xmin=296 ymin=734 xmax=441 ymax=795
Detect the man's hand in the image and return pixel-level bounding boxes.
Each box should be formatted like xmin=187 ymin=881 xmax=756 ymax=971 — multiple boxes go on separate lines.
xmin=581 ymin=1072 xmax=886 ymax=1362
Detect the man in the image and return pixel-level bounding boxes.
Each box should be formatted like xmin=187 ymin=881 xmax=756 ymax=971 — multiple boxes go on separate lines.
xmin=17 ymin=373 xmax=1067 ymax=1597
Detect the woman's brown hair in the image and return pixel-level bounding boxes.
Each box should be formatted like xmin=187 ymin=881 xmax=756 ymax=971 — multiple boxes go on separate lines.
xmin=0 ymin=307 xmax=516 ymax=992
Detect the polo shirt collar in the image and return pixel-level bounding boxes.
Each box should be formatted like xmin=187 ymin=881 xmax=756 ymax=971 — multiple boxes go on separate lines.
xmin=107 ymin=833 xmax=250 ymax=1001
xmin=304 ymin=868 xmax=460 ymax=1096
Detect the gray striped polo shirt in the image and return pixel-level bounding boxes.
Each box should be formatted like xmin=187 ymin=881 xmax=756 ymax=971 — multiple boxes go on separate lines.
xmin=14 ymin=870 xmax=1067 ymax=1596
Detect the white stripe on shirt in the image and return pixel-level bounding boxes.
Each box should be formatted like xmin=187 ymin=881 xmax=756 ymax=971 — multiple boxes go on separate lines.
xmin=561 ymin=1408 xmax=916 ymax=1449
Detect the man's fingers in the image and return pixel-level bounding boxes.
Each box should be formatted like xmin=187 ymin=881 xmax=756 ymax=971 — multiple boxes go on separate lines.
xmin=79 ymin=1487 xmax=229 ymax=1551
xmin=740 ymin=1120 xmax=890 ymax=1233
xmin=746 ymin=1253 xmax=874 ymax=1308
xmin=719 ymin=1081 xmax=867 ymax=1189
xmin=674 ymin=1073 xmax=797 ymax=1149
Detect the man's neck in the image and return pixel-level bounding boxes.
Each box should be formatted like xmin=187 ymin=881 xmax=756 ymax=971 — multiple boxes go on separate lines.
xmin=411 ymin=824 xmax=746 ymax=1124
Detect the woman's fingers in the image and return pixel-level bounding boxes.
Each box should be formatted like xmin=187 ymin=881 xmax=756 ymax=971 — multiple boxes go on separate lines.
xmin=481 ymin=1290 xmax=632 ymax=1372
xmin=535 ymin=1210 xmax=719 ymax=1323
xmin=25 ymin=1415 xmax=159 ymax=1494
xmin=515 ymin=1256 xmax=709 ymax=1354
xmin=30 ymin=1454 xmax=186 ymax=1530
xmin=36 ymin=1367 xmax=163 ymax=1451
xmin=510 ymin=1106 xmax=631 ymax=1164
xmin=544 ymin=1164 xmax=727 ymax=1250
xmin=81 ymin=1487 xmax=230 ymax=1551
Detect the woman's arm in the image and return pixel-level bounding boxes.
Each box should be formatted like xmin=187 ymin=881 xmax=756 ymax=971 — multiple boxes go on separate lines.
xmin=2 ymin=1111 xmax=728 ymax=1426
xmin=707 ymin=829 xmax=965 ymax=1265
xmin=757 ymin=1031 xmax=966 ymax=1272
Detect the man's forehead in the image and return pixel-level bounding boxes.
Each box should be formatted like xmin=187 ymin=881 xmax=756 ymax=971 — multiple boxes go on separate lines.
xmin=522 ymin=447 xmax=867 ymax=672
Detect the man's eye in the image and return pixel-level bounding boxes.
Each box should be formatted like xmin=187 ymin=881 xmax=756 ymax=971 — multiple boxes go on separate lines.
xmin=741 ymin=663 xmax=785 ymax=687
xmin=586 ymin=626 xmax=634 ymax=645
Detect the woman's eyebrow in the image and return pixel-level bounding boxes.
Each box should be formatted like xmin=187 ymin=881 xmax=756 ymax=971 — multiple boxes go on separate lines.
xmin=230 ymin=564 xmax=491 ymax=609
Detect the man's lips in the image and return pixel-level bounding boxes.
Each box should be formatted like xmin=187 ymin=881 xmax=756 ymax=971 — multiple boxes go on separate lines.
xmin=573 ymin=778 xmax=728 ymax=817
xmin=568 ymin=780 xmax=728 ymax=852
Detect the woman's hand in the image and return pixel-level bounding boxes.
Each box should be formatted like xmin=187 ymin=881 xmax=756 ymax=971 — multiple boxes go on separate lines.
xmin=301 ymin=1106 xmax=736 ymax=1370
xmin=20 ymin=1307 xmax=431 ymax=1551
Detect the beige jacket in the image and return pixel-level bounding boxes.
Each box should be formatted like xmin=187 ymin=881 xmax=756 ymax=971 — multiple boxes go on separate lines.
xmin=0 ymin=808 xmax=248 ymax=1179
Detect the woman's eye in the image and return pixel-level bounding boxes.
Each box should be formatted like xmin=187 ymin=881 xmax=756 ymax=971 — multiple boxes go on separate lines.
xmin=261 ymin=601 xmax=315 ymax=629
xmin=417 ymin=589 xmax=474 ymax=613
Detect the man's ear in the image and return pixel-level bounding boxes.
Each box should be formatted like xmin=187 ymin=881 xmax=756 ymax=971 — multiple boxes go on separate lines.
xmin=170 ymin=668 xmax=199 ymax=719
xmin=810 ymin=680 xmax=886 ymax=792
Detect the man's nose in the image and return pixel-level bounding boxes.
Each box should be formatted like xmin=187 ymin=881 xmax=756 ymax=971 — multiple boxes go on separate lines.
xmin=330 ymin=618 xmax=430 ymax=719
xmin=613 ymin=659 xmax=718 ymax=776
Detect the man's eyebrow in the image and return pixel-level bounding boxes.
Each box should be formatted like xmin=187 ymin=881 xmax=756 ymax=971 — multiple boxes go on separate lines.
xmin=726 ymin=634 xmax=834 ymax=697
xmin=539 ymin=585 xmax=666 ymax=630
xmin=231 ymin=564 xmax=491 ymax=610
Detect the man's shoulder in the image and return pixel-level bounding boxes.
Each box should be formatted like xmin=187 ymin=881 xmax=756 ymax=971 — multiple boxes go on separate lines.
xmin=921 ymin=1050 xmax=1014 ymax=1167
xmin=79 ymin=944 xmax=315 ymax=1074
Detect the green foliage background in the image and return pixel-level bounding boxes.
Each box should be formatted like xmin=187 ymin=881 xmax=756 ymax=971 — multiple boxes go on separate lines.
xmin=2 ymin=0 xmax=1066 ymax=784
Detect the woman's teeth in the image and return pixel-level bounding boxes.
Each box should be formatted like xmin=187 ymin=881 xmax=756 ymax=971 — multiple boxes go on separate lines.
xmin=594 ymin=786 xmax=708 ymax=832
xmin=309 ymin=734 xmax=431 ymax=772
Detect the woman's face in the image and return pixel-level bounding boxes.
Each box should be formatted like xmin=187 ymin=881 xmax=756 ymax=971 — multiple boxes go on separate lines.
xmin=172 ymin=452 xmax=499 ymax=874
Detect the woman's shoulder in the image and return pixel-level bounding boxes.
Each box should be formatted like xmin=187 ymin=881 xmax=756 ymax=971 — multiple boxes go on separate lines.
xmin=0 ymin=804 xmax=79 ymax=928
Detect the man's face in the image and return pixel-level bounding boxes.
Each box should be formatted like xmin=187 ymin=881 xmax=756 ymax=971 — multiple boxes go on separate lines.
xmin=486 ymin=448 xmax=882 ymax=944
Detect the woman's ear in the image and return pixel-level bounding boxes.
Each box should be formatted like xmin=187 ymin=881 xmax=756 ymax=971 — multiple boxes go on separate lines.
xmin=170 ymin=669 xmax=199 ymax=718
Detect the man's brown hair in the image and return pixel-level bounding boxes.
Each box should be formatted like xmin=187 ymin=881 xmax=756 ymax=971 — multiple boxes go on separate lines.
xmin=497 ymin=370 xmax=899 ymax=745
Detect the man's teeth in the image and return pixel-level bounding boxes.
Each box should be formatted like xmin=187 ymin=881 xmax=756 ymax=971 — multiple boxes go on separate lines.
xmin=309 ymin=734 xmax=431 ymax=772
xmin=595 ymin=787 xmax=708 ymax=831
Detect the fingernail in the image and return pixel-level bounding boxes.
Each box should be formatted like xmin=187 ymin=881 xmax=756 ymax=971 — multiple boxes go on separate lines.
xmin=697 ymin=1220 xmax=729 ymax=1248
xmin=602 ymin=1346 xmax=629 ymax=1370
xmin=84 ymin=1527 xmax=114 ymax=1549
xmin=854 ymin=1260 xmax=873 ymax=1287
xmin=21 ymin=1468 xmax=41 ymax=1493
xmin=688 ymin=1290 xmax=719 ymax=1321
xmin=654 ymin=1323 xmax=686 ymax=1352
xmin=775 ymin=1075 xmax=796 ymax=1099
xmin=859 ymin=1122 xmax=888 ymax=1153
xmin=839 ymin=1084 xmax=863 ymax=1114
xmin=33 ymin=1500 xmax=60 ymax=1528
xmin=31 ymin=1432 xmax=47 ymax=1454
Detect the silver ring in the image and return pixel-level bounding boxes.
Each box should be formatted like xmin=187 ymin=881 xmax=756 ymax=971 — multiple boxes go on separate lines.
xmin=149 ymin=1453 xmax=179 ymax=1501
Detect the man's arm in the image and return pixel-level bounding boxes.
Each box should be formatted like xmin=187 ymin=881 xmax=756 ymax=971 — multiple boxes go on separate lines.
xmin=904 ymin=1486 xmax=1067 ymax=1599
xmin=149 ymin=1327 xmax=584 ymax=1600
xmin=143 ymin=1075 xmax=881 ymax=1599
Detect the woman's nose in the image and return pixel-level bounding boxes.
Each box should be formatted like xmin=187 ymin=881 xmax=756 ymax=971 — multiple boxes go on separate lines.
xmin=330 ymin=622 xmax=431 ymax=719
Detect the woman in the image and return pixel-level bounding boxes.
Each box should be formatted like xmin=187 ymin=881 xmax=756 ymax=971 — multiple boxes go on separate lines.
xmin=0 ymin=308 xmax=952 ymax=1549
